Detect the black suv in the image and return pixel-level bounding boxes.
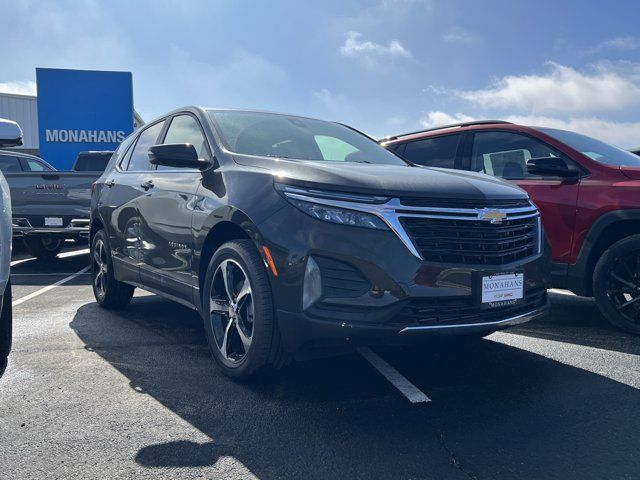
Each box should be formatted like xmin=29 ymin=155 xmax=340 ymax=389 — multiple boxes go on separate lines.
xmin=90 ymin=107 xmax=551 ymax=377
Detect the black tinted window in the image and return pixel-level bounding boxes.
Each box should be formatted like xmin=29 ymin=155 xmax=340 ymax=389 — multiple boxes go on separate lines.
xmin=159 ymin=115 xmax=209 ymax=170
xmin=0 ymin=154 xmax=22 ymax=173
xmin=471 ymin=131 xmax=565 ymax=179
xmin=402 ymin=134 xmax=460 ymax=168
xmin=74 ymin=153 xmax=113 ymax=171
xmin=127 ymin=121 xmax=165 ymax=171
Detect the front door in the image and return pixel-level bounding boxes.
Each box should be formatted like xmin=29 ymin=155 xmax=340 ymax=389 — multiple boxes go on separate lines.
xmin=467 ymin=130 xmax=581 ymax=263
xmin=136 ymin=113 xmax=212 ymax=305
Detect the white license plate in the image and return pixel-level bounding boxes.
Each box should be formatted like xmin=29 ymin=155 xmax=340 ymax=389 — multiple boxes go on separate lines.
xmin=44 ymin=217 xmax=63 ymax=227
xmin=481 ymin=273 xmax=524 ymax=306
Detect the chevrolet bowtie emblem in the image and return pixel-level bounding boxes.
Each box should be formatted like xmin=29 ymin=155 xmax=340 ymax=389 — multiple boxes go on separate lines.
xmin=478 ymin=209 xmax=507 ymax=224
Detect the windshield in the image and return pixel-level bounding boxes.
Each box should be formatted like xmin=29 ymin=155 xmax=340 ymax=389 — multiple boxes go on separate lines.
xmin=539 ymin=127 xmax=640 ymax=167
xmin=208 ymin=110 xmax=407 ymax=166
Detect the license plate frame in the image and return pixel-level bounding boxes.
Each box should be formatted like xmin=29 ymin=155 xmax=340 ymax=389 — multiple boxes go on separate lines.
xmin=44 ymin=217 xmax=63 ymax=227
xmin=474 ymin=271 xmax=524 ymax=309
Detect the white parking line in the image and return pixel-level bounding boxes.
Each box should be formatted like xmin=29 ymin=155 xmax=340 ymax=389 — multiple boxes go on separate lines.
xmin=358 ymin=347 xmax=431 ymax=403
xmin=12 ymin=266 xmax=91 ymax=307
xmin=10 ymin=248 xmax=90 ymax=267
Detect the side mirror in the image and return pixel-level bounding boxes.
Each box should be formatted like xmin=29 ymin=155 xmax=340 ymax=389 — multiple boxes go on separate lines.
xmin=0 ymin=118 xmax=23 ymax=147
xmin=148 ymin=143 xmax=210 ymax=170
xmin=526 ymin=156 xmax=579 ymax=178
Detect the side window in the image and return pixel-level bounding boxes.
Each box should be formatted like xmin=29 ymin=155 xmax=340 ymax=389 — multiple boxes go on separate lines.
xmin=471 ymin=131 xmax=566 ymax=179
xmin=0 ymin=155 xmax=22 ymax=173
xmin=23 ymin=158 xmax=51 ymax=172
xmin=127 ymin=121 xmax=165 ymax=171
xmin=402 ymin=134 xmax=461 ymax=168
xmin=159 ymin=115 xmax=210 ymax=170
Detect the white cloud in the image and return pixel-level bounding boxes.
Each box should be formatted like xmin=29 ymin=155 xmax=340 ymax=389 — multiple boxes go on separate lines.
xmin=453 ymin=63 xmax=640 ymax=114
xmin=591 ymin=35 xmax=640 ymax=52
xmin=443 ymin=27 xmax=480 ymax=45
xmin=419 ymin=111 xmax=640 ymax=148
xmin=0 ymin=80 xmax=37 ymax=96
xmin=340 ymin=31 xmax=411 ymax=68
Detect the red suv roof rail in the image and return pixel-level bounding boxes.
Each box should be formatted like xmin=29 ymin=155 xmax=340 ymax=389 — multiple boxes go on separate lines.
xmin=380 ymin=120 xmax=513 ymax=143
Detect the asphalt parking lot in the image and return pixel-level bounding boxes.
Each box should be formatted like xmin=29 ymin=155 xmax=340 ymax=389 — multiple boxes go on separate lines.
xmin=0 ymin=244 xmax=638 ymax=480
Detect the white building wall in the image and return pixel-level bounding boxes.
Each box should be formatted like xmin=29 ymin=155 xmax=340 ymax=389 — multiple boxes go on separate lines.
xmin=0 ymin=93 xmax=39 ymax=149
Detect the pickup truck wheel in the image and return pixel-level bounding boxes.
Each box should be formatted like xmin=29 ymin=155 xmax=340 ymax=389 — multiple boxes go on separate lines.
xmin=91 ymin=230 xmax=134 ymax=309
xmin=0 ymin=281 xmax=12 ymax=377
xmin=23 ymin=237 xmax=63 ymax=260
xmin=593 ymin=235 xmax=640 ymax=335
xmin=203 ymin=239 xmax=281 ymax=378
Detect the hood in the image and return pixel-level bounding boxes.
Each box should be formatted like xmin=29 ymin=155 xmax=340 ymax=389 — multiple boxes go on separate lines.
xmin=234 ymin=154 xmax=528 ymax=200
xmin=620 ymin=166 xmax=640 ymax=180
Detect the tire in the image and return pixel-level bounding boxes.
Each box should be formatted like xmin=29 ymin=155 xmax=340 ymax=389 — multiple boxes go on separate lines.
xmin=0 ymin=281 xmax=12 ymax=377
xmin=202 ymin=239 xmax=281 ymax=378
xmin=91 ymin=230 xmax=135 ymax=309
xmin=23 ymin=237 xmax=63 ymax=260
xmin=593 ymin=235 xmax=640 ymax=335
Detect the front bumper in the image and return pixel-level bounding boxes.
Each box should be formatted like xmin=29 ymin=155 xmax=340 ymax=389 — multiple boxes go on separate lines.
xmin=277 ymin=300 xmax=549 ymax=352
xmin=258 ymin=203 xmax=552 ymax=353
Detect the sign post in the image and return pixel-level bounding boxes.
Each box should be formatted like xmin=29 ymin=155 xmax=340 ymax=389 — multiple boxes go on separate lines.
xmin=36 ymin=68 xmax=134 ymax=170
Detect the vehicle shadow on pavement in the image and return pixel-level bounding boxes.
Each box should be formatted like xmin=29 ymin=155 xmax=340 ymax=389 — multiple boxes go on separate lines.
xmin=508 ymin=292 xmax=640 ymax=356
xmin=70 ymin=295 xmax=640 ymax=480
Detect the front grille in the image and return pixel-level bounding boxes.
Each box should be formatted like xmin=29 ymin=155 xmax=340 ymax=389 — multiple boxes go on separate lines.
xmin=400 ymin=197 xmax=532 ymax=209
xmin=390 ymin=288 xmax=547 ymax=327
xmin=401 ymin=216 xmax=539 ymax=265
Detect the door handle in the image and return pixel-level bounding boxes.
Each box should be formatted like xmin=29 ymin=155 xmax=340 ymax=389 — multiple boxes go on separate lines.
xmin=141 ymin=180 xmax=154 ymax=191
xmin=105 ymin=179 xmax=115 ymax=188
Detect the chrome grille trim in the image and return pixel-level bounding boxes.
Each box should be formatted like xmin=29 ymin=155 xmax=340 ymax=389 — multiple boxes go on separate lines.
xmin=282 ymin=190 xmax=540 ymax=261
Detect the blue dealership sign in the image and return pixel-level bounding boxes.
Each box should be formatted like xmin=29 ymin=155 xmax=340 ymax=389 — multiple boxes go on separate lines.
xmin=36 ymin=68 xmax=134 ymax=169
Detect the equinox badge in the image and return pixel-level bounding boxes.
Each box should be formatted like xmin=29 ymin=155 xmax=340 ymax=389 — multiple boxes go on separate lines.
xmin=477 ymin=209 xmax=507 ymax=224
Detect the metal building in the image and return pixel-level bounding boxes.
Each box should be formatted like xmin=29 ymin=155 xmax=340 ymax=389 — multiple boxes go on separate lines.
xmin=0 ymin=92 xmax=144 ymax=156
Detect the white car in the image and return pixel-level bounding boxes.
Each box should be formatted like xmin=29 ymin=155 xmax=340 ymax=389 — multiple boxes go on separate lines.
xmin=0 ymin=119 xmax=18 ymax=376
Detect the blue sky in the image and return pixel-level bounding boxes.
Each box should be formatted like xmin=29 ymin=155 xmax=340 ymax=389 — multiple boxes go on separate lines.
xmin=2 ymin=0 xmax=640 ymax=146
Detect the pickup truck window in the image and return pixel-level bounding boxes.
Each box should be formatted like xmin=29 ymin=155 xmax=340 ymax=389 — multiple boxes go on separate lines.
xmin=23 ymin=158 xmax=51 ymax=172
xmin=402 ymin=134 xmax=461 ymax=168
xmin=158 ymin=115 xmax=209 ymax=170
xmin=471 ymin=131 xmax=566 ymax=179
xmin=127 ymin=121 xmax=165 ymax=171
xmin=208 ymin=110 xmax=407 ymax=166
xmin=0 ymin=154 xmax=22 ymax=173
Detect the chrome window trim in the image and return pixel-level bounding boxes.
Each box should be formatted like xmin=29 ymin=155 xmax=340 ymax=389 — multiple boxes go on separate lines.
xmin=281 ymin=187 xmax=541 ymax=260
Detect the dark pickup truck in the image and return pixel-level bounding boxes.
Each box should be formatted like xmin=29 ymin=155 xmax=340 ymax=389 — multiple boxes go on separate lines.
xmin=0 ymin=150 xmax=102 ymax=258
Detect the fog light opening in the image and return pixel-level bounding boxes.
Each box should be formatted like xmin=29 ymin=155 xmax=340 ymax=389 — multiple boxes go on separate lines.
xmin=302 ymin=256 xmax=322 ymax=310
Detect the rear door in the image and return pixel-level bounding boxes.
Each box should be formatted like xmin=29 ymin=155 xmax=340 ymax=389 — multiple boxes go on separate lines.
xmin=104 ymin=120 xmax=166 ymax=285
xmin=466 ymin=130 xmax=581 ymax=263
xmin=136 ymin=113 xmax=210 ymax=305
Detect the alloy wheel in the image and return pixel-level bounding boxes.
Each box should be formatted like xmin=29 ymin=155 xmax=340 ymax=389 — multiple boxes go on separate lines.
xmin=93 ymin=239 xmax=108 ymax=298
xmin=606 ymin=254 xmax=640 ymax=327
xmin=209 ymin=259 xmax=254 ymax=363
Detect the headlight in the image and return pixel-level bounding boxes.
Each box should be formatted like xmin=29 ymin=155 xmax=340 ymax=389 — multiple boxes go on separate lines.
xmin=276 ymin=183 xmax=389 ymax=229
xmin=286 ymin=198 xmax=387 ymax=229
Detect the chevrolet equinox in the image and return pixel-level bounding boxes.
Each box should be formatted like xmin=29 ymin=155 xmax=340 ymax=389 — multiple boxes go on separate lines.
xmin=90 ymin=107 xmax=551 ymax=377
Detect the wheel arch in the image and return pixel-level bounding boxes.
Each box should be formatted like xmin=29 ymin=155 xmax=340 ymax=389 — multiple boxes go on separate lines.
xmin=196 ymin=209 xmax=267 ymax=297
xmin=569 ymin=210 xmax=640 ymax=296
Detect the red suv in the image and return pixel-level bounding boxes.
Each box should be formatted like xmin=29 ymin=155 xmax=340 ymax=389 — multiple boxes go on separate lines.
xmin=382 ymin=120 xmax=640 ymax=334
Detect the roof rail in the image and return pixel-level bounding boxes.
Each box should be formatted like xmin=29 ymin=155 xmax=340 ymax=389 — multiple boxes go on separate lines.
xmin=379 ymin=120 xmax=513 ymax=143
